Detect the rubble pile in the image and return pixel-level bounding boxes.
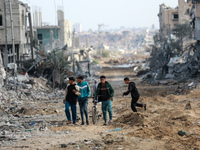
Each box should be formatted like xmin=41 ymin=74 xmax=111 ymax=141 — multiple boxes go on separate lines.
xmin=104 ymin=57 xmax=134 ymax=65
xmin=0 ymin=75 xmax=66 ymax=148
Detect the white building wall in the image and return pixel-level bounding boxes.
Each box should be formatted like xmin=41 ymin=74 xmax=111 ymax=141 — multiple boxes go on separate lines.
xmin=73 ymin=23 xmax=82 ymax=33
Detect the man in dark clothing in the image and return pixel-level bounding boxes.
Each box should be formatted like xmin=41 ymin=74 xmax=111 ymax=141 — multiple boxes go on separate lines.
xmin=63 ymin=77 xmax=81 ymax=124
xmin=94 ymin=76 xmax=114 ymax=126
xmin=123 ymin=77 xmax=146 ymax=112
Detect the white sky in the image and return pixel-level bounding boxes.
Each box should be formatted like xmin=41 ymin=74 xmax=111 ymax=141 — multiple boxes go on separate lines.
xmin=20 ymin=0 xmax=179 ymax=31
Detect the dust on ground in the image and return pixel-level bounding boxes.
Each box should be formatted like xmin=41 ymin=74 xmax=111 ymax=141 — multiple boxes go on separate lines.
xmin=1 ymin=68 xmax=200 ymax=150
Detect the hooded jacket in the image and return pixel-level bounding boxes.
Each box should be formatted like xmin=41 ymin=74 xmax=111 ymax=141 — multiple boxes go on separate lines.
xmin=94 ymin=81 xmax=114 ymax=101
xmin=77 ymin=81 xmax=91 ymax=101
xmin=123 ymin=82 xmax=140 ymax=99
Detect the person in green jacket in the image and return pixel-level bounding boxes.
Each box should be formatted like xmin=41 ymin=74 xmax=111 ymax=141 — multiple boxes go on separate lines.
xmin=94 ymin=75 xmax=114 ymax=125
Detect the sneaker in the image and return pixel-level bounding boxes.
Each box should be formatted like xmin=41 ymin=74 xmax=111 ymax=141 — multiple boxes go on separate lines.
xmin=81 ymin=122 xmax=84 ymax=125
xmin=144 ymin=104 xmax=147 ymax=111
xmin=108 ymin=120 xmax=113 ymax=124
xmin=86 ymin=121 xmax=89 ymax=125
xmin=73 ymin=122 xmax=77 ymax=125
xmin=67 ymin=121 xmax=71 ymax=124
xmin=103 ymin=122 xmax=107 ymax=126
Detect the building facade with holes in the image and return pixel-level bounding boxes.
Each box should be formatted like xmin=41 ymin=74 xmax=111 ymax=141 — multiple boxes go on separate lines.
xmin=158 ymin=0 xmax=192 ymax=37
xmin=36 ymin=9 xmax=72 ymax=52
xmin=0 ymin=0 xmax=30 ymax=66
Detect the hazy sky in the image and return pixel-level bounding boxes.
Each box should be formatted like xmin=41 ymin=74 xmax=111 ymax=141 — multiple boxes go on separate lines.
xmin=20 ymin=0 xmax=179 ymax=31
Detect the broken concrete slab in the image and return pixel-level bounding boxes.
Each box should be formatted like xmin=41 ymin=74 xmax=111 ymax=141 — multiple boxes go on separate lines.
xmin=165 ymin=74 xmax=175 ymax=79
xmin=185 ymin=103 xmax=192 ymax=110
xmin=17 ymin=73 xmax=29 ymax=82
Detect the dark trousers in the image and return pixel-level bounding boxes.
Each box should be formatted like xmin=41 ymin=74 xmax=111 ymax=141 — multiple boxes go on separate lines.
xmin=131 ymin=98 xmax=143 ymax=112
xmin=79 ymin=99 xmax=88 ymax=123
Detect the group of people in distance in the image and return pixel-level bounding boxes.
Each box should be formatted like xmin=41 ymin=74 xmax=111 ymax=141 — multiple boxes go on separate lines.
xmin=63 ymin=75 xmax=147 ymax=125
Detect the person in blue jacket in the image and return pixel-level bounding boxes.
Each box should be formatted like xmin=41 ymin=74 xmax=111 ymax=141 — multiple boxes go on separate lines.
xmin=77 ymin=76 xmax=91 ymax=125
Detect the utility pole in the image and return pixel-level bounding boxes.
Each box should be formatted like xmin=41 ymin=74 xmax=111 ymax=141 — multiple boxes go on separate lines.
xmin=28 ymin=12 xmax=34 ymax=59
xmin=8 ymin=0 xmax=17 ymax=90
xmin=98 ymin=24 xmax=108 ymax=55
xmin=3 ymin=0 xmax=8 ymax=88
xmin=72 ymin=29 xmax=75 ymax=73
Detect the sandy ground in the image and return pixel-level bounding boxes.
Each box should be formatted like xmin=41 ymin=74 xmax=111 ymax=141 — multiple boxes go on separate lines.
xmin=1 ymin=67 xmax=200 ymax=150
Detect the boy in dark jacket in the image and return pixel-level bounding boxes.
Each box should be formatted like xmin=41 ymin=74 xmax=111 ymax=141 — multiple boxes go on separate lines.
xmin=123 ymin=77 xmax=146 ymax=112
xmin=94 ymin=76 xmax=114 ymax=125
xmin=63 ymin=77 xmax=81 ymax=124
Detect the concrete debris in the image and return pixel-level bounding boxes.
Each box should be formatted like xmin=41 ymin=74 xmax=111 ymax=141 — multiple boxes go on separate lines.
xmin=134 ymin=63 xmax=149 ymax=72
xmin=185 ymin=103 xmax=192 ymax=110
xmin=7 ymin=63 xmax=17 ymax=71
xmin=165 ymin=74 xmax=175 ymax=79
xmin=178 ymin=131 xmax=190 ymax=136
xmin=17 ymin=73 xmax=29 ymax=82
xmin=188 ymin=82 xmax=195 ymax=88
xmin=0 ymin=55 xmax=6 ymax=88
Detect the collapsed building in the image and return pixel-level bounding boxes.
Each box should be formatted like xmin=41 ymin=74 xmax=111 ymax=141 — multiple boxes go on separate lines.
xmin=158 ymin=0 xmax=192 ymax=37
xmin=35 ymin=9 xmax=72 ymax=51
xmin=191 ymin=0 xmax=200 ymax=40
xmin=141 ymin=0 xmax=200 ymax=81
xmin=0 ymin=0 xmax=33 ymax=67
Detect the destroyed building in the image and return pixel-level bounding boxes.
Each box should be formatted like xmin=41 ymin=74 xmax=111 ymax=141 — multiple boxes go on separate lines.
xmin=158 ymin=0 xmax=192 ymax=37
xmin=36 ymin=9 xmax=72 ymax=51
xmin=191 ymin=0 xmax=200 ymax=40
xmin=0 ymin=0 xmax=33 ymax=66
xmin=36 ymin=26 xmax=60 ymax=51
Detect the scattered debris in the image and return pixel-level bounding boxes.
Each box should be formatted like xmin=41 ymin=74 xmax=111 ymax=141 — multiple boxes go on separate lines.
xmin=107 ymin=128 xmax=121 ymax=132
xmin=178 ymin=131 xmax=190 ymax=136
xmin=185 ymin=102 xmax=192 ymax=110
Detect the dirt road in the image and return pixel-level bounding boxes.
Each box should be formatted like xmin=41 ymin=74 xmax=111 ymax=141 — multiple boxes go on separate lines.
xmin=2 ymin=67 xmax=200 ymax=150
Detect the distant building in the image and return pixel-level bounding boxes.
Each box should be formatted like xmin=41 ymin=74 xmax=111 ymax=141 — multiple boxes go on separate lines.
xmin=158 ymin=0 xmax=192 ymax=37
xmin=73 ymin=23 xmax=82 ymax=33
xmin=98 ymin=44 xmax=109 ymax=50
xmin=32 ymin=6 xmax=42 ymax=27
xmin=36 ymin=26 xmax=60 ymax=50
xmin=0 ymin=0 xmax=31 ymax=66
xmin=64 ymin=20 xmax=72 ymax=48
xmin=144 ymin=29 xmax=154 ymax=46
xmin=36 ymin=9 xmax=72 ymax=51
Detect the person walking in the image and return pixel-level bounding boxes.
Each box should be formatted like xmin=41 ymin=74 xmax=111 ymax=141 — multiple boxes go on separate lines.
xmin=93 ymin=80 xmax=98 ymax=97
xmin=123 ymin=77 xmax=146 ymax=112
xmin=63 ymin=77 xmax=81 ymax=125
xmin=94 ymin=76 xmax=114 ymax=125
xmin=77 ymin=76 xmax=91 ymax=125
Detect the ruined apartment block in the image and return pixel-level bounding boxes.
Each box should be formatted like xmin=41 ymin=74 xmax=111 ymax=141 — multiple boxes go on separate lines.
xmin=36 ymin=9 xmax=72 ymax=51
xmin=158 ymin=0 xmax=192 ymax=37
xmin=0 ymin=0 xmax=30 ymax=66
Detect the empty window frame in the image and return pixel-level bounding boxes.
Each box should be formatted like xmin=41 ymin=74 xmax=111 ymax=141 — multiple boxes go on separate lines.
xmin=0 ymin=14 xmax=3 ymax=26
xmin=173 ymin=14 xmax=179 ymax=19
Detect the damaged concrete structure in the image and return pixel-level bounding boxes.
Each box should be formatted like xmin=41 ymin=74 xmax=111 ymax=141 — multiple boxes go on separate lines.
xmin=158 ymin=0 xmax=192 ymax=37
xmin=36 ymin=9 xmax=72 ymax=51
xmin=191 ymin=0 xmax=200 ymax=40
xmin=57 ymin=9 xmax=72 ymax=48
xmin=36 ymin=26 xmax=60 ymax=51
xmin=0 ymin=0 xmax=32 ymax=66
